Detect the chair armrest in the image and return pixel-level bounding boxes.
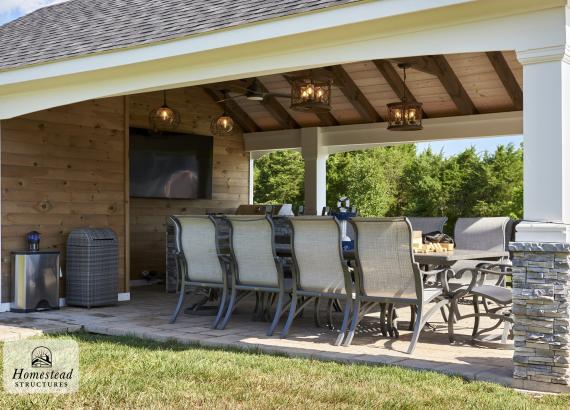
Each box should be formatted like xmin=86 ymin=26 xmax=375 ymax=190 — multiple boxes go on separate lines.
xmin=478 ymin=268 xmax=513 ymax=276
xmin=454 ymin=264 xmax=512 ymax=293
xmin=454 ymin=267 xmax=480 ymax=294
xmin=420 ymin=267 xmax=453 ymax=293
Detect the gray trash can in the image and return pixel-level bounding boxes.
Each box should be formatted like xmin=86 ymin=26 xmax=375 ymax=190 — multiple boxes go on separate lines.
xmin=66 ymin=228 xmax=118 ymax=308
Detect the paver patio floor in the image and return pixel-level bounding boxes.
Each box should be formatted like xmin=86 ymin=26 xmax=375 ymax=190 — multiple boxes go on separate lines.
xmin=0 ymin=286 xmax=513 ymax=386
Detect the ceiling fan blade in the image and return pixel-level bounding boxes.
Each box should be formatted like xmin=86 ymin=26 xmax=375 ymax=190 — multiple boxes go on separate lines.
xmin=266 ymin=92 xmax=291 ymax=99
xmin=216 ymin=95 xmax=245 ymax=103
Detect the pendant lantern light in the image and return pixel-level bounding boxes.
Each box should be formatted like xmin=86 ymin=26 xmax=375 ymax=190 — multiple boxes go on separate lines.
xmin=148 ymin=90 xmax=181 ymax=132
xmin=210 ymin=91 xmax=236 ymax=136
xmin=387 ymin=63 xmax=423 ymax=131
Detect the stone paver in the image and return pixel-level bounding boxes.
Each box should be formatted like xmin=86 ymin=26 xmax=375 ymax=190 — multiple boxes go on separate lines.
xmin=0 ymin=286 xmax=515 ymax=387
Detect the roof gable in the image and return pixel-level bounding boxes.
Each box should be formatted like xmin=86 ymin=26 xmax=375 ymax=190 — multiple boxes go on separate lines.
xmin=0 ymin=0 xmax=361 ymax=71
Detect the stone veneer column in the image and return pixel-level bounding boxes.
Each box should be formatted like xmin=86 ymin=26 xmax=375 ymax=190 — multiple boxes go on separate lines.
xmin=510 ymin=242 xmax=570 ymax=393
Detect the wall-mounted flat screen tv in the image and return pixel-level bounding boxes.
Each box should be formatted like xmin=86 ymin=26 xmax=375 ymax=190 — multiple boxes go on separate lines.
xmin=129 ymin=128 xmax=213 ymax=199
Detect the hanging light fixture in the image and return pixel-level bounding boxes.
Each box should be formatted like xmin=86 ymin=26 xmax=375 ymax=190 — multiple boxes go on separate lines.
xmin=290 ymin=71 xmax=332 ymax=113
xmin=148 ymin=90 xmax=181 ymax=132
xmin=387 ymin=63 xmax=423 ymax=131
xmin=210 ymin=91 xmax=236 ymax=136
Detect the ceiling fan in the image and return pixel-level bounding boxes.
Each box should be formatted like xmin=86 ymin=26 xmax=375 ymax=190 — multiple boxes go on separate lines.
xmin=216 ymin=79 xmax=291 ymax=103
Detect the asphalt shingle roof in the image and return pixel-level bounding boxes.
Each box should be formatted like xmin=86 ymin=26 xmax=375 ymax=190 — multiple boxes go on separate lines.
xmin=0 ymin=0 xmax=362 ymax=72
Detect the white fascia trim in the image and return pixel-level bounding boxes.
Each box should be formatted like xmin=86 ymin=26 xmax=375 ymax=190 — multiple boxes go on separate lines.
xmin=118 ymin=292 xmax=131 ymax=302
xmin=0 ymin=0 xmax=559 ymax=87
xmin=0 ymin=302 xmax=10 ymax=313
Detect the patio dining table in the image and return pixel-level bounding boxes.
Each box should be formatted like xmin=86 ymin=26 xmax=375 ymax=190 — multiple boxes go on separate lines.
xmin=274 ymin=243 xmax=508 ymax=267
xmin=413 ymin=249 xmax=509 ymax=266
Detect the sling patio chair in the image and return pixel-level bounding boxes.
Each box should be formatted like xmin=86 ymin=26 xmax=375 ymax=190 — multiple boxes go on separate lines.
xmin=447 ymin=217 xmax=514 ymax=344
xmin=217 ymin=215 xmax=289 ymax=336
xmin=280 ymin=216 xmax=354 ymax=346
xmin=405 ymin=216 xmax=449 ymax=329
xmin=408 ymin=216 xmax=448 ymax=235
xmin=346 ymin=217 xmax=452 ymax=354
xmin=448 ymin=263 xmax=514 ymax=345
xmin=169 ymin=215 xmax=229 ymax=329
xmin=451 ymin=217 xmax=513 ymax=276
xmin=440 ymin=217 xmax=512 ymax=314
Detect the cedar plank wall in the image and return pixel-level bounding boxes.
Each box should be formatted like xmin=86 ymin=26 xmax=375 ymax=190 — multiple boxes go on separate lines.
xmin=0 ymin=97 xmax=127 ymax=303
xmin=129 ymin=88 xmax=249 ymax=280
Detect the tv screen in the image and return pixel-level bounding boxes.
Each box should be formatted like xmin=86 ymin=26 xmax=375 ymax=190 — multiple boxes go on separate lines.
xmin=129 ymin=128 xmax=213 ymax=199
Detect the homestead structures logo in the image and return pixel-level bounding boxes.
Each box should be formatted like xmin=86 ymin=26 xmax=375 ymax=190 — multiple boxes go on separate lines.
xmin=3 ymin=339 xmax=79 ymax=394
xmin=31 ymin=346 xmax=52 ymax=368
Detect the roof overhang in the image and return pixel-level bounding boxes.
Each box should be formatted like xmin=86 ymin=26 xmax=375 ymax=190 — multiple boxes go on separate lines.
xmin=0 ymin=0 xmax=565 ymax=119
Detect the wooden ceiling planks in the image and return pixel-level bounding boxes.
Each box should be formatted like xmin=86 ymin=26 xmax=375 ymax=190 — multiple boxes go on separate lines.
xmin=486 ymin=51 xmax=523 ymax=110
xmin=197 ymin=51 xmax=523 ymax=131
xmin=327 ymin=65 xmax=381 ymax=123
xmin=446 ymin=52 xmax=514 ymax=114
xmin=372 ymin=60 xmax=427 ymax=118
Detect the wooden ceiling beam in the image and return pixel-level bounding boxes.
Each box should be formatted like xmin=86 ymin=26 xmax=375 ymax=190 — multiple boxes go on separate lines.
xmin=486 ymin=51 xmax=523 ymax=111
xmin=373 ymin=60 xmax=427 ymax=118
xmin=392 ymin=55 xmax=478 ymax=115
xmin=327 ymin=65 xmax=381 ymax=123
xmin=282 ymin=75 xmax=338 ymax=126
xmin=255 ymin=79 xmax=300 ymax=129
xmin=203 ymin=87 xmax=261 ymax=133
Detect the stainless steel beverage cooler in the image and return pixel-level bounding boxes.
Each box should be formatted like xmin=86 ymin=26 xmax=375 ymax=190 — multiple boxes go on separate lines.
xmin=11 ymin=251 xmax=60 ymax=312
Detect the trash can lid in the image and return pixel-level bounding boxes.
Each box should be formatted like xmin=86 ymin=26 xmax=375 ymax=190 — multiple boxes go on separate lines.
xmin=67 ymin=228 xmax=117 ymax=247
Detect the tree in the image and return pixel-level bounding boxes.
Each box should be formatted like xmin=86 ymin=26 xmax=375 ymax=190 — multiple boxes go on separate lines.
xmin=253 ymin=143 xmax=524 ymax=224
xmin=327 ymin=145 xmax=415 ymax=216
xmin=253 ymin=150 xmax=304 ymax=207
xmin=472 ymin=144 xmax=523 ymax=219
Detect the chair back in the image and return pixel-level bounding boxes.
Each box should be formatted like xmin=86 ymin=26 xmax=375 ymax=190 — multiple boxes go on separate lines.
xmin=172 ymin=215 xmax=224 ymax=283
xmin=226 ymin=215 xmax=280 ymax=287
xmin=351 ymin=217 xmax=420 ymax=300
xmin=408 ymin=216 xmax=448 ymax=234
xmin=454 ymin=217 xmax=510 ymax=251
xmin=289 ymin=216 xmax=348 ymax=294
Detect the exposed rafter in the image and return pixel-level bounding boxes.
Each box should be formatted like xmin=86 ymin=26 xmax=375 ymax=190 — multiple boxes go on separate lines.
xmin=282 ymin=75 xmax=338 ymax=126
xmin=486 ymin=51 xmax=523 ymax=111
xmin=254 ymin=79 xmax=300 ymax=129
xmin=203 ymin=87 xmax=261 ymax=133
xmin=373 ymin=60 xmax=427 ymax=118
xmin=327 ymin=65 xmax=381 ymax=123
xmin=313 ymin=109 xmax=340 ymax=127
xmin=393 ymin=55 xmax=478 ymax=115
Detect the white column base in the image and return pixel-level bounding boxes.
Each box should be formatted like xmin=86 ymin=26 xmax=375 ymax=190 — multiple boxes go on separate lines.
xmin=515 ymin=221 xmax=570 ymax=243
xmin=118 ymin=292 xmax=131 ymax=302
xmin=0 ymin=303 xmax=10 ymax=313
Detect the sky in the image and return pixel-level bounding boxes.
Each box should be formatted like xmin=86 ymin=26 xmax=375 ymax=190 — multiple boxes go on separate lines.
xmin=0 ymin=1 xmax=523 ymax=156
xmin=0 ymin=0 xmax=69 ymax=25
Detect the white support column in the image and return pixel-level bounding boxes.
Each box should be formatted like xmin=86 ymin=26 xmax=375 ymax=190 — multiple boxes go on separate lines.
xmin=248 ymin=152 xmax=254 ymax=205
xmin=301 ymin=127 xmax=328 ymax=215
xmin=516 ymin=46 xmax=570 ymax=242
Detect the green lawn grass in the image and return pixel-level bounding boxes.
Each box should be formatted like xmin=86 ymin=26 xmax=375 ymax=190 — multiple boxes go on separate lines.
xmin=1 ymin=332 xmax=569 ymax=409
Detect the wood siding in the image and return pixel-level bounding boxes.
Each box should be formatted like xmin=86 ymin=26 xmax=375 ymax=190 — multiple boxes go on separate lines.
xmin=0 ymin=97 xmax=127 ymax=302
xmin=129 ymin=88 xmax=249 ymax=280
